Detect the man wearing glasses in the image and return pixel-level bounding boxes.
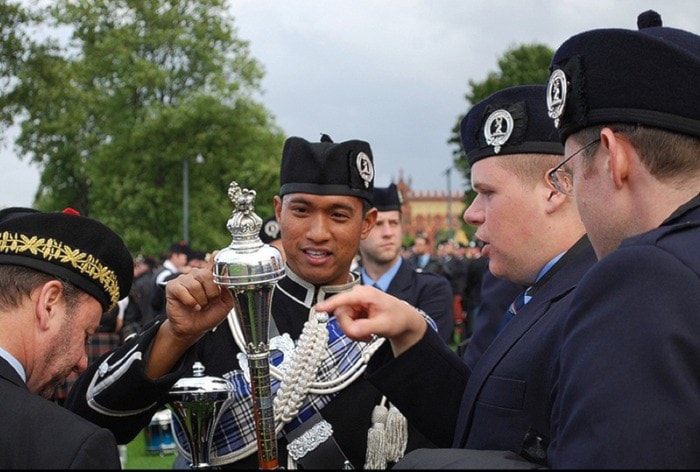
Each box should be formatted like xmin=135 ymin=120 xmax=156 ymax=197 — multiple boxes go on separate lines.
xmin=543 ymin=9 xmax=700 ymax=468
xmin=315 ymin=85 xmax=598 ymax=468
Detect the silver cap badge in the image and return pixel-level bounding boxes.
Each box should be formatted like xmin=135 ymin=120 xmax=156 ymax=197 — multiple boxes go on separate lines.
xmin=484 ymin=109 xmax=514 ymax=154
xmin=547 ymin=69 xmax=567 ymax=128
xmin=356 ymin=151 xmax=374 ymax=189
xmin=262 ymin=218 xmax=280 ymax=240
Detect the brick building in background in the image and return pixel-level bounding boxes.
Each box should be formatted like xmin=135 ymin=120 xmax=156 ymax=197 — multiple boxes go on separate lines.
xmin=394 ymin=172 xmax=471 ymax=249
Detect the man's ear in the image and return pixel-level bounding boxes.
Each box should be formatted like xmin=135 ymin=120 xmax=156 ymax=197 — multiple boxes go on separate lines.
xmin=601 ymin=128 xmax=630 ymax=190
xmin=34 ymin=280 xmax=63 ymax=331
xmin=360 ymin=207 xmax=378 ymax=240
xmin=273 ymin=195 xmax=283 ymax=222
xmin=544 ymin=173 xmax=569 ymax=215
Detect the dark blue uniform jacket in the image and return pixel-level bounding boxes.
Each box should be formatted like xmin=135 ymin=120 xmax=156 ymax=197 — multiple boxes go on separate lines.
xmin=366 ymin=235 xmax=597 ymax=465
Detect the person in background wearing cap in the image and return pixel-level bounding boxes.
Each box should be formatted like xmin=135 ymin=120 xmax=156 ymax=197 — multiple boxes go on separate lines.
xmin=541 ymin=10 xmax=700 ymax=468
xmin=359 ymin=183 xmax=453 ymax=344
xmin=66 ymin=134 xmax=436 ymax=469
xmin=315 ymin=84 xmax=598 ymax=468
xmin=259 ymin=214 xmax=286 ymax=263
xmin=0 ymin=207 xmax=133 ymax=468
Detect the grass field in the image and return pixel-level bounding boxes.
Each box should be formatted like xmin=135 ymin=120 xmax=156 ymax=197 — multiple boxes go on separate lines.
xmin=124 ymin=429 xmax=177 ymax=470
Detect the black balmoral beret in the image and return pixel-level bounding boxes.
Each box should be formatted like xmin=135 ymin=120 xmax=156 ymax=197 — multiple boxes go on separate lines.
xmin=373 ymin=183 xmax=403 ymax=212
xmin=461 ymin=85 xmax=563 ymax=166
xmin=259 ymin=215 xmax=281 ymax=244
xmin=279 ymin=134 xmax=375 ymax=205
xmin=547 ymin=10 xmax=700 ymax=142
xmin=0 ymin=207 xmax=133 ymax=311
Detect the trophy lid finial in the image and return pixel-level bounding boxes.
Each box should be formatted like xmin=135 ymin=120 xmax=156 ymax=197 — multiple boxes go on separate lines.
xmin=192 ymin=361 xmax=205 ymax=377
xmin=225 ymin=181 xmax=263 ymax=245
xmin=213 ymin=181 xmax=285 ymax=287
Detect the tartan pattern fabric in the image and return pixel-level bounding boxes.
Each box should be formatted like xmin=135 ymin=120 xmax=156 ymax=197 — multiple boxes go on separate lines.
xmin=173 ymin=316 xmax=373 ymax=460
xmin=87 ymin=332 xmax=123 ymax=359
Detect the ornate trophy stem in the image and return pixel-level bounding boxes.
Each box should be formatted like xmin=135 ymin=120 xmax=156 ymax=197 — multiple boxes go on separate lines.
xmin=213 ymin=182 xmax=285 ymax=470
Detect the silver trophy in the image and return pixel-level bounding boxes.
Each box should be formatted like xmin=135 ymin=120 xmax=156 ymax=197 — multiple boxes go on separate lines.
xmin=167 ymin=361 xmax=235 ymax=469
xmin=213 ymin=181 xmax=285 ymax=469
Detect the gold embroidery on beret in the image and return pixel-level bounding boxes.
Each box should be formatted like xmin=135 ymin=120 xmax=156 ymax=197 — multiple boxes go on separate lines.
xmin=0 ymin=231 xmax=120 ymax=309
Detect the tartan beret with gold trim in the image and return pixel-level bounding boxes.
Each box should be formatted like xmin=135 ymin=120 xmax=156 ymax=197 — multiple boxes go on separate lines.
xmin=279 ymin=134 xmax=375 ymax=205
xmin=0 ymin=207 xmax=133 ymax=312
xmin=547 ymin=10 xmax=700 ymax=142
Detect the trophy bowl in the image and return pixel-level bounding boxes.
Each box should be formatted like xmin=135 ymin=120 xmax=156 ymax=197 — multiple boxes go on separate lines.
xmin=167 ymin=361 xmax=235 ymax=469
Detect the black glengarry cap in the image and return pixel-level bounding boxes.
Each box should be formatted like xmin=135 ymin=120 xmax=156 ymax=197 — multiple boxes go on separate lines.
xmin=279 ymin=134 xmax=375 ymax=205
xmin=373 ymin=183 xmax=403 ymax=212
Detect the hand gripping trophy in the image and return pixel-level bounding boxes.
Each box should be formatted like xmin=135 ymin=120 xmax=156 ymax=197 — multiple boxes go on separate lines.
xmin=212 ymin=181 xmax=285 ymax=469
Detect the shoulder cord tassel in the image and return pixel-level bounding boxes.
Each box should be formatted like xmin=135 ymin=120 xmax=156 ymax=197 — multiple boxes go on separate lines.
xmin=364 ymin=399 xmax=389 ymax=469
xmin=384 ymin=403 xmax=408 ymax=462
xmin=364 ymin=398 xmax=409 ymax=469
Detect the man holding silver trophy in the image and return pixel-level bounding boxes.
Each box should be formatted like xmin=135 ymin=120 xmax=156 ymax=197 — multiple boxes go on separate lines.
xmin=66 ymin=133 xmax=439 ymax=469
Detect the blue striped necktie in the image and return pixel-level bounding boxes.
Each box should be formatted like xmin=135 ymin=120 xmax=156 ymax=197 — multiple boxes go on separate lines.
xmin=496 ymin=289 xmax=527 ymax=334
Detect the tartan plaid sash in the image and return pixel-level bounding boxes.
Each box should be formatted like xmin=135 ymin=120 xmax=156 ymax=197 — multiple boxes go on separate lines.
xmin=174 ymin=316 xmax=371 ymax=462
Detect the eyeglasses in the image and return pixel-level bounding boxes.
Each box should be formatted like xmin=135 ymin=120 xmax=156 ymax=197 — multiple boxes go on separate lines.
xmin=547 ymin=138 xmax=601 ymax=196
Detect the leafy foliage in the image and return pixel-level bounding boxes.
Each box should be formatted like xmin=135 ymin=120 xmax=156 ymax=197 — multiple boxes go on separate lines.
xmin=1 ymin=0 xmax=284 ymax=256
xmin=0 ymin=1 xmax=34 ymax=127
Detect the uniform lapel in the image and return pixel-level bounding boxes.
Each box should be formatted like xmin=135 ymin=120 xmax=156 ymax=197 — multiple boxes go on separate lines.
xmin=453 ymin=292 xmax=551 ymax=447
xmin=452 ymin=236 xmax=595 ymax=448
xmin=386 ymin=259 xmax=414 ymax=299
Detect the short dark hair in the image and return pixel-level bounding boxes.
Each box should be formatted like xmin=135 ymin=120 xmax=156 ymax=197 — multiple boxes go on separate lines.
xmin=0 ymin=265 xmax=84 ymax=312
xmin=571 ymin=125 xmax=700 ymax=181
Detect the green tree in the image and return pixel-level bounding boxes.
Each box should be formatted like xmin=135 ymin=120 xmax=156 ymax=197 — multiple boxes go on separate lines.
xmin=0 ymin=1 xmax=33 ymax=124
xmin=1 ymin=0 xmax=284 ymax=256
xmin=448 ymin=43 xmax=554 ymax=241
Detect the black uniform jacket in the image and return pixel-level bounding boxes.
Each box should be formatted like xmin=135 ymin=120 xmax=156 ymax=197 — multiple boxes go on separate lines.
xmin=379 ymin=257 xmax=454 ymax=344
xmin=406 ymin=253 xmax=449 ymax=279
xmin=0 ymin=358 xmax=121 ymax=469
xmin=365 ymin=235 xmax=597 ymax=464
xmin=66 ymin=269 xmax=410 ymax=469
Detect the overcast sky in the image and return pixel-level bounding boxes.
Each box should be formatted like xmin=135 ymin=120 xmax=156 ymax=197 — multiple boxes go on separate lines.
xmin=3 ymin=0 xmax=699 ymax=208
